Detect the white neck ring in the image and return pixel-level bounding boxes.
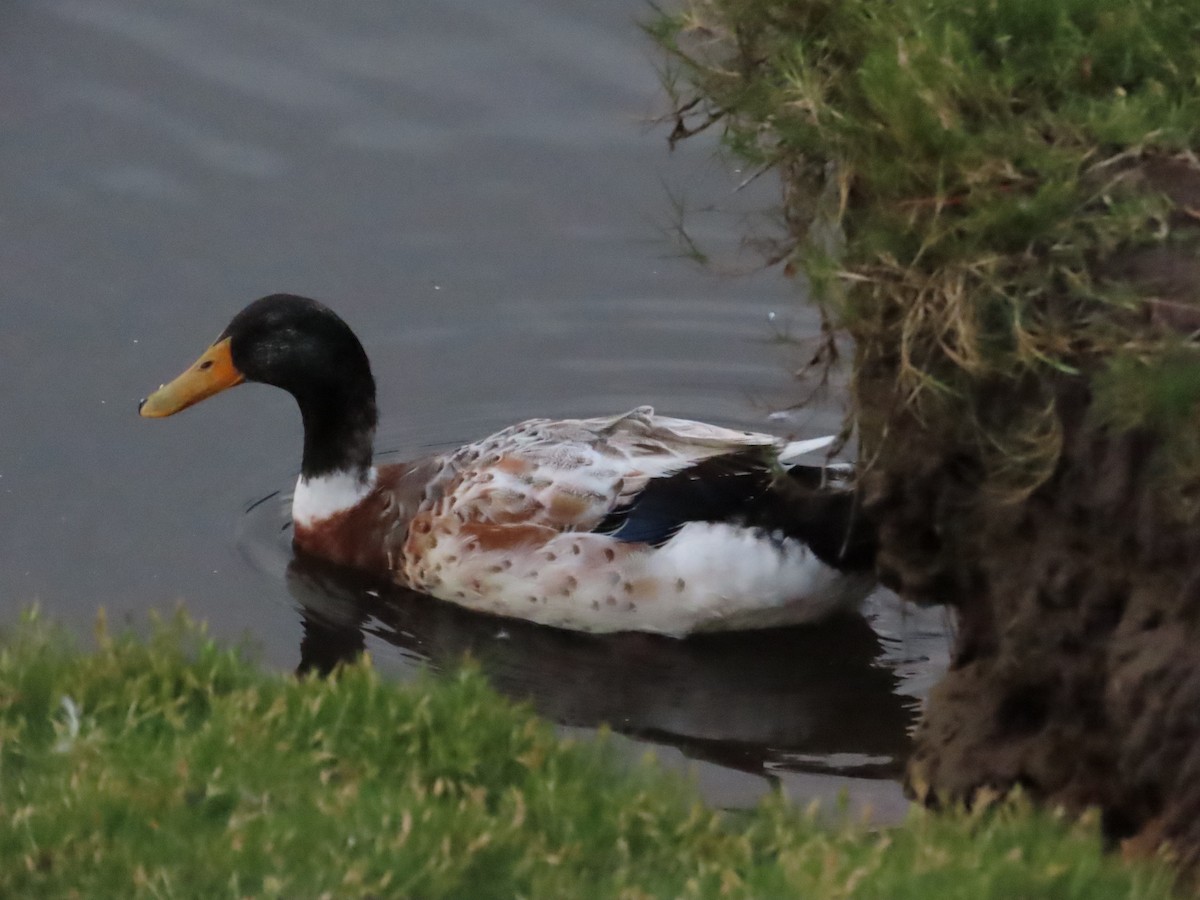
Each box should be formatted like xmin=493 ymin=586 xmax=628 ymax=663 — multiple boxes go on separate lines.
xmin=292 ymin=469 xmax=377 ymax=527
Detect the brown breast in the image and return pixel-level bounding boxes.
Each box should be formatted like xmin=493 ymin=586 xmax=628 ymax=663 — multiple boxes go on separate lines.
xmin=292 ymin=457 xmax=443 ymax=575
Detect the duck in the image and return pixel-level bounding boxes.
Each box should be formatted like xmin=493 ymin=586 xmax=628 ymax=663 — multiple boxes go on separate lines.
xmin=139 ymin=294 xmax=877 ymax=636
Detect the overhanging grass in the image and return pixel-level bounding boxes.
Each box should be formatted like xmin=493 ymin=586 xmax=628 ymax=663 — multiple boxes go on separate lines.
xmin=0 ymin=610 xmax=1176 ymax=898
xmin=651 ymin=0 xmax=1200 ymax=494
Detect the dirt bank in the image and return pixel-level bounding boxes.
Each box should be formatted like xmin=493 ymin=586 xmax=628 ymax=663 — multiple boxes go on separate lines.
xmin=853 ymin=163 xmax=1200 ymax=858
xmin=863 ymin=378 xmax=1200 ymax=854
xmin=653 ymin=0 xmax=1200 ymax=863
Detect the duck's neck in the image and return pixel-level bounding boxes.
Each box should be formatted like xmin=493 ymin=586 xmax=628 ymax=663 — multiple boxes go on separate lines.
xmin=291 ymin=370 xmax=379 ymax=526
xmin=297 ymin=384 xmax=377 ymax=482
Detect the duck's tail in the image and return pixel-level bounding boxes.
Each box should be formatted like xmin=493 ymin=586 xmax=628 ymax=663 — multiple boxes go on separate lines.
xmin=595 ymin=443 xmax=878 ymax=574
xmin=779 ymin=434 xmax=837 ymax=463
xmin=774 ymin=471 xmax=878 ymax=573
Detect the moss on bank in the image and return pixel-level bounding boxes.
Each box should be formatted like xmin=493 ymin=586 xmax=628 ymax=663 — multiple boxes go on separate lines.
xmin=0 ymin=612 xmax=1175 ymax=898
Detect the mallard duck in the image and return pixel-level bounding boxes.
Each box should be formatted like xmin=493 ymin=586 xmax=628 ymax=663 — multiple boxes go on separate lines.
xmin=140 ymin=294 xmax=876 ymax=635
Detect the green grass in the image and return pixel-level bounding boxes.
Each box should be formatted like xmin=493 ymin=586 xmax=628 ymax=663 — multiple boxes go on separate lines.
xmin=650 ymin=0 xmax=1200 ymax=494
xmin=0 ymin=610 xmax=1177 ymax=898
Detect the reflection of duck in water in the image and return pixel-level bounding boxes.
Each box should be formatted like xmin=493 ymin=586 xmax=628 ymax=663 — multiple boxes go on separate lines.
xmin=141 ymin=294 xmax=877 ymax=635
xmin=287 ymin=553 xmax=913 ymax=779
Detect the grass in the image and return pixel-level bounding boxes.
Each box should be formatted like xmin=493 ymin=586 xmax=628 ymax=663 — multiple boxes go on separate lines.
xmin=649 ymin=0 xmax=1200 ymax=495
xmin=0 ymin=610 xmax=1178 ymax=898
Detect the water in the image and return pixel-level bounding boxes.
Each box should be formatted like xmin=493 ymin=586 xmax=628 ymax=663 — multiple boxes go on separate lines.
xmin=0 ymin=0 xmax=949 ymax=814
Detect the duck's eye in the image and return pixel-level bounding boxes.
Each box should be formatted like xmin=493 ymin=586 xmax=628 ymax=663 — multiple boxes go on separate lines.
xmin=198 ymin=360 xmax=214 ymax=371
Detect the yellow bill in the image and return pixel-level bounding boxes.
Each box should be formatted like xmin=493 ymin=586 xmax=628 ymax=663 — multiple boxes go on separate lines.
xmin=139 ymin=337 xmax=245 ymax=418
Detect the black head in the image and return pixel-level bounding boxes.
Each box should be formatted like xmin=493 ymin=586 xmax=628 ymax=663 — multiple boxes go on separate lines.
xmin=140 ymin=294 xmax=378 ymax=478
xmin=219 ymin=294 xmax=373 ymax=399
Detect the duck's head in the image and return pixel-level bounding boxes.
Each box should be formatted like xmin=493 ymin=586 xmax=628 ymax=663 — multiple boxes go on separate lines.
xmin=140 ymin=294 xmax=377 ymax=477
xmin=139 ymin=294 xmax=372 ymax=417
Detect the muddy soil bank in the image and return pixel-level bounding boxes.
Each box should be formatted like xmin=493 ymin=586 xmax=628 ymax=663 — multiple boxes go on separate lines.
xmin=860 ymin=361 xmax=1200 ymax=860
xmin=651 ymin=0 xmax=1200 ymax=867
xmin=851 ymin=160 xmax=1200 ymax=861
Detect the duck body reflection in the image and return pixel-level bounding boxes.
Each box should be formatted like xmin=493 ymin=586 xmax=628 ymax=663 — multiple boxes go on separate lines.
xmin=288 ymin=552 xmax=914 ymax=781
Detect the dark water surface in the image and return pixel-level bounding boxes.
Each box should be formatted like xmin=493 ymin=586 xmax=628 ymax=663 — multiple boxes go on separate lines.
xmin=0 ymin=0 xmax=948 ymax=813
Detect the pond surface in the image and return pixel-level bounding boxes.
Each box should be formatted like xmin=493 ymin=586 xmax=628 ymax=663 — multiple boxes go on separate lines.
xmin=0 ymin=0 xmax=948 ymax=814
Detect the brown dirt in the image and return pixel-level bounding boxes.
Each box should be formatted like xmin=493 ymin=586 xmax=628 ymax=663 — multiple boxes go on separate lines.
xmin=846 ymin=157 xmax=1200 ymax=864
xmin=859 ymin=369 xmax=1200 ymax=862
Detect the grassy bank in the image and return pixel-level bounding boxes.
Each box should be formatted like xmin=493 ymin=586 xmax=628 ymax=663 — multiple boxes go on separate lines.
xmin=652 ymin=0 xmax=1200 ymax=498
xmin=0 ymin=611 xmax=1175 ymax=898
